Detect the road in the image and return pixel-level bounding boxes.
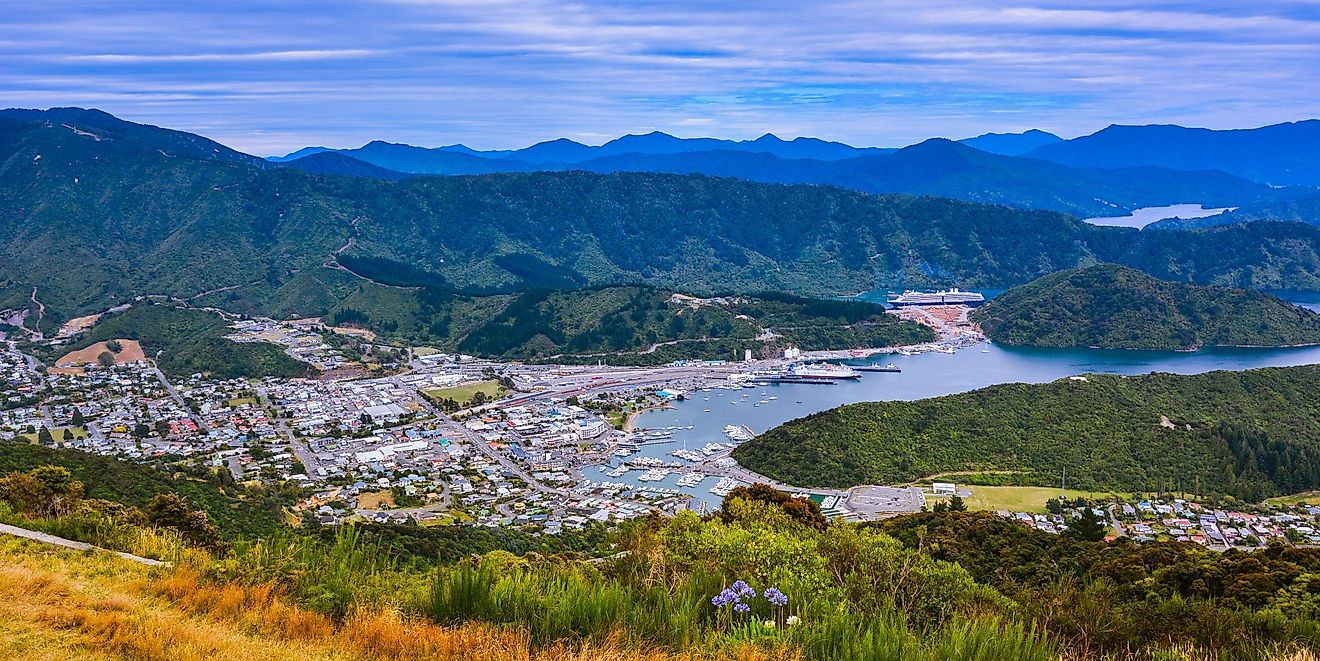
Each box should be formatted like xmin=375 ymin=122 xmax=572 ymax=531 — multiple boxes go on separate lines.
xmin=253 ymin=383 xmax=320 ymax=478
xmin=149 ymin=365 xmax=207 ymax=433
xmin=389 ymin=374 xmax=569 ymax=497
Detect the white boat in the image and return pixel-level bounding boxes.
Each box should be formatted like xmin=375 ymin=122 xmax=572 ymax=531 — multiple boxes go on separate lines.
xmin=786 ymin=363 xmax=860 ymax=381
xmin=887 ymin=288 xmax=986 ymax=307
xmin=724 ymin=425 xmax=754 ymax=442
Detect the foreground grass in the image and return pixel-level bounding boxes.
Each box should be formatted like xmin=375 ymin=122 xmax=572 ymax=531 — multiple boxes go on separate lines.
xmin=0 ymin=536 xmax=787 ymax=661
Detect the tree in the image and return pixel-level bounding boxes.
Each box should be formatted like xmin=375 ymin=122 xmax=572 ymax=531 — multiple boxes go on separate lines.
xmin=155 ymin=420 xmax=173 ymax=438
xmin=70 ymin=409 xmax=86 ymax=426
xmin=947 ymin=494 xmax=968 ymax=512
xmin=0 ymin=465 xmax=84 ymax=517
xmin=719 ymin=483 xmax=828 ymax=530
xmin=36 ymin=426 xmax=55 ymax=446
xmin=105 ymin=339 xmax=123 ymax=353
xmin=97 ymin=351 xmax=116 ymax=367
xmin=1066 ymin=507 xmax=1107 ymax=542
xmin=145 ymin=493 xmax=220 ymax=549
xmin=133 ymin=423 xmax=150 ymax=439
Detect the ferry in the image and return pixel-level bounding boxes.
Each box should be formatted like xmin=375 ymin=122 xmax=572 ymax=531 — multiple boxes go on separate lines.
xmin=886 ymin=288 xmax=985 ymax=307
xmin=786 ymin=363 xmax=860 ymax=381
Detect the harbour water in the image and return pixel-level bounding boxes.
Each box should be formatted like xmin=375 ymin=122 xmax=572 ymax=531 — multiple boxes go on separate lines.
xmin=621 ymin=338 xmax=1320 ymax=509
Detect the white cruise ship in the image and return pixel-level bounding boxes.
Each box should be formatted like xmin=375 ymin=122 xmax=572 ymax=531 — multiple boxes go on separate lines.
xmin=786 ymin=363 xmax=860 ymax=380
xmin=886 ymin=288 xmax=985 ymax=307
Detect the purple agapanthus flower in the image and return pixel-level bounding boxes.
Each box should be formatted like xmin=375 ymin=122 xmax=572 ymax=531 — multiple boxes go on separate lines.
xmin=734 ymin=602 xmax=750 ymax=613
xmin=764 ymin=587 xmax=788 ymax=606
xmin=711 ymin=588 xmax=739 ymax=608
xmin=731 ymin=580 xmax=756 ymax=599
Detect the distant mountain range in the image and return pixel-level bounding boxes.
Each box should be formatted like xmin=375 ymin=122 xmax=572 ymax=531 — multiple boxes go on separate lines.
xmin=273 ymin=131 xmax=1307 ymax=218
xmin=272 ymin=121 xmax=1320 ymax=216
xmin=1024 ymin=120 xmax=1320 ymax=188
xmin=6 ymin=107 xmax=1320 ymax=334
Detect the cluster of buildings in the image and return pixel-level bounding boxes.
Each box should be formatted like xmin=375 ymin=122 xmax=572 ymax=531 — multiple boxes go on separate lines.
xmin=263 ymin=376 xmax=430 ymax=436
xmin=226 ymin=318 xmax=353 ymax=371
xmin=44 ymin=362 xmax=205 ymax=457
xmin=1001 ymin=495 xmax=1320 ymax=548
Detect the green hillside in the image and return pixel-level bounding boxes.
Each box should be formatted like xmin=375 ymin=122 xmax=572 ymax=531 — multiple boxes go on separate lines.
xmin=53 ymin=304 xmax=309 ymax=379
xmin=971 ymin=264 xmax=1320 ymax=349
xmin=0 ymin=441 xmax=286 ymax=539
xmin=4 ymin=111 xmax=1320 ymax=332
xmin=327 ymin=286 xmax=934 ymax=363
xmin=733 ymin=365 xmax=1320 ymax=500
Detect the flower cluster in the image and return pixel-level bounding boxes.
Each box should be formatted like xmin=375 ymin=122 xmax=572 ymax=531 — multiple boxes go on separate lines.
xmin=711 ymin=580 xmax=789 ymax=616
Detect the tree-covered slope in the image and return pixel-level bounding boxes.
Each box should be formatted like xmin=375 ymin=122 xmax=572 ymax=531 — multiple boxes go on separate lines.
xmin=0 ymin=441 xmax=287 ymax=539
xmin=5 ymin=109 xmax=1320 ymax=331
xmin=971 ymin=264 xmax=1320 ymax=349
xmin=327 ymin=286 xmax=934 ymax=363
xmin=732 ymin=366 xmax=1320 ymax=499
xmin=54 ymin=304 xmax=310 ymax=379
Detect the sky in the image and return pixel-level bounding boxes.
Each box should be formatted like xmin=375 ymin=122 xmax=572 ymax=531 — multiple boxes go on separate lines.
xmin=3 ymin=1 xmax=1319 ymax=155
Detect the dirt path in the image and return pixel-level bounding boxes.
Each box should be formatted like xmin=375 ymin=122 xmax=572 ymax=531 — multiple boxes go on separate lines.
xmin=25 ymin=287 xmax=45 ymax=340
xmin=0 ymin=522 xmax=167 ymax=567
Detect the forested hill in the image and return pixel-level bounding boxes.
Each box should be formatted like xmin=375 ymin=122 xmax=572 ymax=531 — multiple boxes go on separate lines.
xmin=327 ymin=286 xmax=935 ymax=364
xmin=5 ymin=109 xmax=1320 ymax=332
xmin=971 ymin=264 xmax=1320 ymax=350
xmin=731 ymin=365 xmax=1320 ymax=500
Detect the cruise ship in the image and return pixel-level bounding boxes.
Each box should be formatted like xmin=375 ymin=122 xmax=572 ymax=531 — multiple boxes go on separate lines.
xmin=785 ymin=363 xmax=860 ymax=381
xmin=886 ymin=288 xmax=985 ymax=307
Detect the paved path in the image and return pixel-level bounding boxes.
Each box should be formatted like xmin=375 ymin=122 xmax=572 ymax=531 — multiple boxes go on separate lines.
xmin=0 ymin=522 xmax=169 ymax=567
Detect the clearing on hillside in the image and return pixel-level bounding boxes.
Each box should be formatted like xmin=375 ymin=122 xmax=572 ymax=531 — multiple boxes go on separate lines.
xmin=55 ymin=339 xmax=146 ymax=368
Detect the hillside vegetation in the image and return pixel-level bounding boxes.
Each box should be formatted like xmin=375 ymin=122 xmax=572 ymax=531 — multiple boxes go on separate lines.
xmin=971 ymin=264 xmax=1320 ymax=349
xmin=50 ymin=304 xmax=310 ymax=379
xmin=329 ymin=286 xmax=933 ymax=363
xmin=733 ymin=365 xmax=1320 ymax=500
xmin=3 ymin=483 xmax=1319 ymax=660
xmin=4 ymin=110 xmax=1320 ymax=331
xmin=0 ymin=441 xmax=287 ymax=539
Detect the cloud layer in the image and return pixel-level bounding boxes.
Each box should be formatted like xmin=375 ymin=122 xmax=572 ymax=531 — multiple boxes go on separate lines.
xmin=3 ymin=0 xmax=1318 ymax=154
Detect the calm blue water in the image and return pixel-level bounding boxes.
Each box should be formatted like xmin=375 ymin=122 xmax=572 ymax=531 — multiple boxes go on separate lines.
xmin=619 ymin=293 xmax=1320 ymax=506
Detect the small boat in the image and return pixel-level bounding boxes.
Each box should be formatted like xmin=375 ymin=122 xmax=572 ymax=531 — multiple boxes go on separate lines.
xmin=703 ymin=408 xmax=711 ymax=412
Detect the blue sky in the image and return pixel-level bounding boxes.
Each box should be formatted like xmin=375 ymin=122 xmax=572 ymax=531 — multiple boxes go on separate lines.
xmin=3 ymin=1 xmax=1319 ymax=154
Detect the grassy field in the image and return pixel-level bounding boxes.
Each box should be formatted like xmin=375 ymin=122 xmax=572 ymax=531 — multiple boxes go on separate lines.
xmin=356 ymin=490 xmax=396 ymax=510
xmin=421 ymin=380 xmax=505 ymax=407
xmin=227 ymin=397 xmax=259 ymax=408
xmin=1266 ymin=491 xmax=1320 ymax=507
xmin=959 ymin=486 xmax=1127 ymax=513
xmin=16 ymin=427 xmax=88 ymax=443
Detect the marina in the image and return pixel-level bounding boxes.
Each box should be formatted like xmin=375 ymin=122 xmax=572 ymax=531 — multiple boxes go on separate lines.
xmin=615 ymin=335 xmax=1320 ymax=510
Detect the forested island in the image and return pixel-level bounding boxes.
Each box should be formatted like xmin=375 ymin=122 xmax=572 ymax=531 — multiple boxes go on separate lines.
xmin=971 ymin=263 xmax=1320 ymax=350
xmin=732 ymin=365 xmax=1320 ymax=500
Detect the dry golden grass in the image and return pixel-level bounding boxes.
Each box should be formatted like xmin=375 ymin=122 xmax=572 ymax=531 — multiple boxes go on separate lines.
xmin=0 ymin=537 xmax=790 ymax=661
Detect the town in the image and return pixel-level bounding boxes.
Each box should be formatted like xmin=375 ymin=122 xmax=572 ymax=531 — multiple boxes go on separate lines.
xmin=4 ymin=311 xmax=1320 ymax=548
